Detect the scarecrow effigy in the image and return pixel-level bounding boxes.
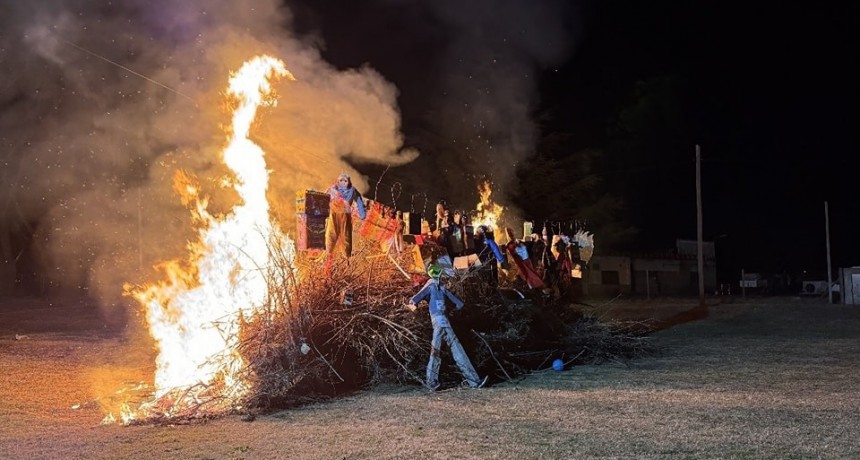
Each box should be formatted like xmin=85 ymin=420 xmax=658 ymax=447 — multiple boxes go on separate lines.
xmin=325 ymin=173 xmax=366 ymax=267
xmin=435 ymin=199 xmax=449 ymax=233
xmin=504 ymin=227 xmax=545 ymax=290
xmin=392 ymin=210 xmax=406 ymax=253
xmin=473 ymin=225 xmax=504 ymax=286
xmin=445 ymin=211 xmax=467 ymax=257
xmin=407 ymin=264 xmax=488 ymax=390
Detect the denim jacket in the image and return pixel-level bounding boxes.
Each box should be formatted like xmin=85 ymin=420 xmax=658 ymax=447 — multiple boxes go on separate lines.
xmin=410 ymin=278 xmax=464 ymax=328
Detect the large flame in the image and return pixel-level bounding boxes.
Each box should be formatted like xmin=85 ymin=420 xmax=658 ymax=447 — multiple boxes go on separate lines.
xmin=113 ymin=56 xmax=296 ymax=423
xmin=473 ymin=180 xmax=505 ymax=230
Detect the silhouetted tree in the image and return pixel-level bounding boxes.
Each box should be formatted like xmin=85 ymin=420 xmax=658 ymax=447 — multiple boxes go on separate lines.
xmin=512 ymin=133 xmax=636 ymax=250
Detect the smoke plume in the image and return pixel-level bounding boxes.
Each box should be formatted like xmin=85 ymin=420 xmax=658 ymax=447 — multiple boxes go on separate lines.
xmin=369 ymin=0 xmax=580 ymax=208
xmin=0 ymin=0 xmax=416 ymax=312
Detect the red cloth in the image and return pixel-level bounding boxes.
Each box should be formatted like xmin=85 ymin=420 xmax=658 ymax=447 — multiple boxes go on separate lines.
xmin=556 ymin=250 xmax=573 ymax=279
xmin=359 ymin=200 xmax=396 ymax=242
xmin=505 ymin=241 xmax=545 ymax=289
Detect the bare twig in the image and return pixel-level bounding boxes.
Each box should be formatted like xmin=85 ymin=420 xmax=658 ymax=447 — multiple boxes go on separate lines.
xmin=472 ymin=329 xmax=513 ymax=382
xmin=311 ymin=342 xmax=345 ymax=382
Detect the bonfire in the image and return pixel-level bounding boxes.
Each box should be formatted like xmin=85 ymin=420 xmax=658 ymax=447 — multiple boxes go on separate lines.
xmin=474 ymin=179 xmax=505 ymax=230
xmin=107 ymin=55 xmax=649 ymax=425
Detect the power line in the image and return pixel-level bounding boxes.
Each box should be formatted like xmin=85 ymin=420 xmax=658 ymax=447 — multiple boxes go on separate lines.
xmin=55 ymin=35 xmax=197 ymax=104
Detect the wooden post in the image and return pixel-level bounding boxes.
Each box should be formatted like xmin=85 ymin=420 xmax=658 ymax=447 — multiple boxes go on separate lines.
xmin=646 ymin=268 xmax=651 ymax=300
xmin=825 ymin=201 xmax=833 ymax=304
xmin=696 ymin=145 xmax=705 ymax=308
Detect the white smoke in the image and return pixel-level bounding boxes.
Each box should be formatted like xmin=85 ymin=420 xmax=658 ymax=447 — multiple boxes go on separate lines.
xmin=0 ymin=0 xmax=417 ymax=312
xmin=374 ymin=0 xmax=580 ymax=203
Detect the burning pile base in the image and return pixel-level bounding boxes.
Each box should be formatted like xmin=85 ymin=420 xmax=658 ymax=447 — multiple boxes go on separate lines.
xmin=115 ymin=238 xmax=649 ymax=424
xmin=234 ymin=238 xmax=651 ymax=414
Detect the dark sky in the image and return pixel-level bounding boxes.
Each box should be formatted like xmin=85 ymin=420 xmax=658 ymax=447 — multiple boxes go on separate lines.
xmin=1 ymin=0 xmax=858 ymax=303
xmin=289 ymin=0 xmax=583 ymax=209
xmin=553 ymin=1 xmax=860 ymax=278
xmin=290 ymin=0 xmax=860 ymax=279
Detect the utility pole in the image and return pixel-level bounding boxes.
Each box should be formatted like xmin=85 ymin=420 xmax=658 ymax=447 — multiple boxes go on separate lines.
xmin=825 ymin=201 xmax=833 ymax=304
xmin=646 ymin=268 xmax=651 ymax=300
xmin=138 ymin=187 xmax=143 ymax=274
xmin=696 ymin=144 xmax=705 ymax=308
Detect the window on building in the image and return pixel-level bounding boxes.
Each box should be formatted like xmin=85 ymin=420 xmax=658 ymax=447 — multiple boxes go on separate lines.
xmin=601 ymin=270 xmax=620 ymax=285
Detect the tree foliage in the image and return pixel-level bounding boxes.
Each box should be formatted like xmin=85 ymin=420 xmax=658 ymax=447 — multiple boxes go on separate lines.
xmin=512 ymin=133 xmax=637 ymax=250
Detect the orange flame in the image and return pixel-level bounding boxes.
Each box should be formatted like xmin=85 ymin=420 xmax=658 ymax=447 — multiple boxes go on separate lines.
xmin=473 ymin=180 xmax=505 ymax=230
xmin=112 ymin=56 xmax=296 ymax=423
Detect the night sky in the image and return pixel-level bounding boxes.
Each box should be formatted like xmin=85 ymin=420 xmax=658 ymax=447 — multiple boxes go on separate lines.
xmin=1 ymin=0 xmax=858 ymax=302
xmin=290 ymin=0 xmax=860 ymax=281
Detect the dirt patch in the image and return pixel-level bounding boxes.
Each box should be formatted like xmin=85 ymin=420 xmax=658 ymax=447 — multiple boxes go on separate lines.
xmin=1 ymin=297 xmax=859 ymax=459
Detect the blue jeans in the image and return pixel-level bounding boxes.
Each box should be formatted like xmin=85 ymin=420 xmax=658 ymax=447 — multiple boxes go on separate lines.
xmin=427 ymin=325 xmax=481 ymax=388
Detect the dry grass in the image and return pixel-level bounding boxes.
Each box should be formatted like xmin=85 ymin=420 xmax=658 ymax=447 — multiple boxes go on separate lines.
xmin=1 ymin=297 xmax=859 ymax=459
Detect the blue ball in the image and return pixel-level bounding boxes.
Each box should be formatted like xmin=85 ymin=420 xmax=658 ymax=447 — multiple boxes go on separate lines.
xmin=552 ymin=358 xmax=564 ymax=372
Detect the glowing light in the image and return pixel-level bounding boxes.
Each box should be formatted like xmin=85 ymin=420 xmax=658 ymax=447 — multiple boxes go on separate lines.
xmin=473 ymin=180 xmax=505 ymax=231
xmin=110 ymin=55 xmax=296 ymax=423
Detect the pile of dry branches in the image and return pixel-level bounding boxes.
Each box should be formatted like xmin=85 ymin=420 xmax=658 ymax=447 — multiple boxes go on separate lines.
xmin=237 ymin=239 xmax=652 ymax=412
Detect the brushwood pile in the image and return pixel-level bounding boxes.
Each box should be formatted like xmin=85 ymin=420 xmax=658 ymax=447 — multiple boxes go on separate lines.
xmin=238 ymin=239 xmax=651 ymax=411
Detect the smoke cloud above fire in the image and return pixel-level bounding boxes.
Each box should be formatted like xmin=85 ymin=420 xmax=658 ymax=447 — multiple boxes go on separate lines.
xmin=0 ymin=0 xmax=417 ymax=311
xmin=404 ymin=0 xmax=578 ymax=199
xmin=302 ymin=0 xmax=581 ymax=209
